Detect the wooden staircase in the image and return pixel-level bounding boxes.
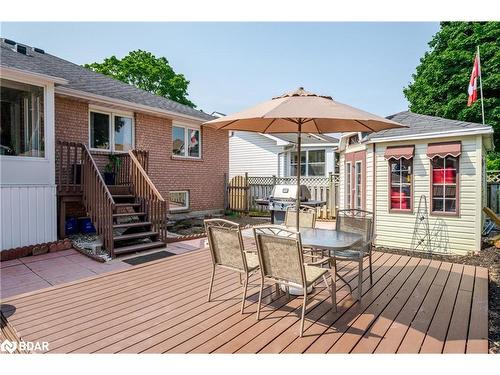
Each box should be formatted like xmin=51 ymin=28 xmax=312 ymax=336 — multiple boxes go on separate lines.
xmin=108 ymin=184 xmax=165 ymax=255
xmin=57 ymin=141 xmax=167 ymax=258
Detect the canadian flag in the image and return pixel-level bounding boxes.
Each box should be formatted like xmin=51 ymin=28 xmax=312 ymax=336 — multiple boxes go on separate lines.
xmin=467 ymin=53 xmax=480 ymax=107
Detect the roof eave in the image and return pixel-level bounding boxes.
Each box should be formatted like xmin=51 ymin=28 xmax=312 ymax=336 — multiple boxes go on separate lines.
xmin=365 ymin=128 xmax=493 ymax=144
xmin=55 ymin=86 xmax=212 ymax=125
xmin=0 ymin=65 xmax=69 ymax=85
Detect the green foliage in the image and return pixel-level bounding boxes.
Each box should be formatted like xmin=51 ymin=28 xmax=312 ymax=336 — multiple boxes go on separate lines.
xmin=487 ymin=151 xmax=500 ymax=170
xmin=404 ymin=22 xmax=500 ymax=166
xmin=104 ymin=154 xmax=122 ymax=174
xmin=84 ymin=50 xmax=195 ymax=108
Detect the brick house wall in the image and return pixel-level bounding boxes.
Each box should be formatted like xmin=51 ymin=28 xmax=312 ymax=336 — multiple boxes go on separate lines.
xmin=54 ymin=96 xmax=228 ymax=214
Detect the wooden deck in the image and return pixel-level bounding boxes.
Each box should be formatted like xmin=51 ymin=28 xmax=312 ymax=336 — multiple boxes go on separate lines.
xmin=0 ymin=243 xmax=488 ymax=354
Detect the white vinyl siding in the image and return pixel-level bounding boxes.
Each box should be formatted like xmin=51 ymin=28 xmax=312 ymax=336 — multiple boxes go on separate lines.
xmin=373 ymin=136 xmax=481 ymax=255
xmin=1 ymin=185 xmax=57 ymax=250
xmin=339 ymin=135 xmax=483 ymax=255
xmin=229 ymin=132 xmax=281 ymax=178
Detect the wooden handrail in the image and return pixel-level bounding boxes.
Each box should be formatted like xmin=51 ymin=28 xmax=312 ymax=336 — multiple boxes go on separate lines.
xmin=128 ymin=151 xmax=164 ymax=201
xmin=81 ymin=145 xmax=115 ymax=256
xmin=128 ymin=150 xmax=167 ymax=241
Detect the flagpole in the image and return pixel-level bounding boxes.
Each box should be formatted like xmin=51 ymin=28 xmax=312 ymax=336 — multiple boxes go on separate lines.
xmin=477 ymin=45 xmax=485 ymax=125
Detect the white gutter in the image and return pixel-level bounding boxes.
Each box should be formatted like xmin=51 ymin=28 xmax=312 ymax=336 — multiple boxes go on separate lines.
xmin=0 ymin=65 xmax=69 ymax=85
xmin=55 ymin=86 xmax=211 ymax=125
xmin=366 ymin=127 xmax=493 ymax=143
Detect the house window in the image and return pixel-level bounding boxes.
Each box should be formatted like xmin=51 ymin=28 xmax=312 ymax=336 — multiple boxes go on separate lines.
xmin=345 ymin=162 xmax=352 ymax=209
xmin=169 ymin=191 xmax=189 ymax=211
xmin=89 ymin=109 xmax=134 ymax=152
xmin=390 ymin=158 xmax=412 ymax=211
xmin=355 ymin=161 xmax=362 ymax=209
xmin=0 ymin=78 xmax=44 ymax=157
xmin=431 ymin=156 xmax=458 ymax=214
xmin=290 ymin=149 xmax=325 ymax=177
xmin=172 ymin=125 xmax=201 ymax=158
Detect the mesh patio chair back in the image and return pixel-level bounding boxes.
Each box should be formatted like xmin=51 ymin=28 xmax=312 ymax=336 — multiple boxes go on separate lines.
xmin=336 ymin=209 xmax=374 ymax=252
xmin=204 ymin=219 xmax=247 ymax=272
xmin=253 ymin=226 xmax=305 ymax=286
xmin=284 ymin=205 xmax=317 ymax=228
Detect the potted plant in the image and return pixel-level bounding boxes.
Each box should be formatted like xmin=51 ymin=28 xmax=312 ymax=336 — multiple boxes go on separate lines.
xmin=103 ymin=154 xmax=122 ymax=185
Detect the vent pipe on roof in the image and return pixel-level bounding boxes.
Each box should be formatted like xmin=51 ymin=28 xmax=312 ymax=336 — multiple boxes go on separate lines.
xmin=16 ymin=44 xmax=27 ymax=55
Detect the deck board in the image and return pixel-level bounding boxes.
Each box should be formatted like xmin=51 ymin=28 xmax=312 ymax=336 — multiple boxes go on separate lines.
xmin=0 ymin=248 xmax=488 ymax=354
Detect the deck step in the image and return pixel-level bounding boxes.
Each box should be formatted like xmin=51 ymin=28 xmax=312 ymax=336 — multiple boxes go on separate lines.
xmin=115 ymin=203 xmax=141 ymax=208
xmin=112 ymin=194 xmax=135 ymax=199
xmin=114 ymin=241 xmax=165 ymax=255
xmin=113 ymin=231 xmax=158 ymax=241
xmin=113 ymin=221 xmax=152 ymax=229
xmin=113 ymin=212 xmax=146 ymax=218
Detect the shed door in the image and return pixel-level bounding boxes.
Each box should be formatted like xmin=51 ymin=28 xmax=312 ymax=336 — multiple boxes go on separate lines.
xmin=345 ymin=151 xmax=366 ymax=210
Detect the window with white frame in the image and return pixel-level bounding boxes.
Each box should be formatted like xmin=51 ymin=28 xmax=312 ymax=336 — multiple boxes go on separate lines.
xmin=345 ymin=161 xmax=352 ymax=209
xmin=172 ymin=124 xmax=201 ymax=158
xmin=355 ymin=161 xmax=362 ymax=209
xmin=169 ymin=191 xmax=189 ymax=211
xmin=0 ymin=78 xmax=45 ymax=157
xmin=289 ymin=149 xmax=325 ymax=177
xmin=89 ymin=109 xmax=134 ymax=152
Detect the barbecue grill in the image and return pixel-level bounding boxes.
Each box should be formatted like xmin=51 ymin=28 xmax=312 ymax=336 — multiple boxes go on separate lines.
xmin=255 ymin=184 xmax=326 ymax=224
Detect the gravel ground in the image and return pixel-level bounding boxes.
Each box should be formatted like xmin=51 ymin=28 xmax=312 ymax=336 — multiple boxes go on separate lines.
xmin=377 ymin=244 xmax=500 ymax=353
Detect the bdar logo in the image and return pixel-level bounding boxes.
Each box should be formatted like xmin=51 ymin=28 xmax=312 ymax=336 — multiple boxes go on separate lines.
xmin=0 ymin=340 xmax=17 ymax=354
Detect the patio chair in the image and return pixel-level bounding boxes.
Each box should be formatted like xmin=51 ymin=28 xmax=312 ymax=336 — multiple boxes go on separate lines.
xmin=284 ymin=205 xmax=317 ymax=228
xmin=285 ymin=205 xmax=331 ymax=266
xmin=204 ymin=219 xmax=260 ymax=314
xmin=253 ymin=226 xmax=336 ymax=337
xmin=333 ymin=209 xmax=374 ymax=301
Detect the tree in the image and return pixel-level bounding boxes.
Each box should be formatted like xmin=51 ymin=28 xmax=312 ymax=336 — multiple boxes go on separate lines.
xmin=84 ymin=50 xmax=195 ymax=108
xmin=404 ymin=22 xmax=500 ymax=169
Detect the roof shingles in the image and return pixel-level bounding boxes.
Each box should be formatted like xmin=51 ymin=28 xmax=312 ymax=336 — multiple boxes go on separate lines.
xmin=368 ymin=111 xmax=491 ymax=140
xmin=0 ymin=39 xmax=214 ymax=122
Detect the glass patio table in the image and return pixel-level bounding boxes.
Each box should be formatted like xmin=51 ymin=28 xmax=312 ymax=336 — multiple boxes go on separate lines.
xmin=241 ymin=226 xmax=363 ymax=254
xmin=241 ymin=226 xmax=363 ymax=295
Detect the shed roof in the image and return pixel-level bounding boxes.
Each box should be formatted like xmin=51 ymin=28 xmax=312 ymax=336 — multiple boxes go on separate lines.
xmin=367 ymin=111 xmax=491 ymax=140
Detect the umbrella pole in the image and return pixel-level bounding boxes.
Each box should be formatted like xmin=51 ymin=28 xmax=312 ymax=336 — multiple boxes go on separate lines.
xmin=296 ymin=124 xmax=302 ymax=231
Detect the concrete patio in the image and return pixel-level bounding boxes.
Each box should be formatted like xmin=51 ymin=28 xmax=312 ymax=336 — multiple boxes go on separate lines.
xmin=0 ymin=239 xmax=205 ymax=299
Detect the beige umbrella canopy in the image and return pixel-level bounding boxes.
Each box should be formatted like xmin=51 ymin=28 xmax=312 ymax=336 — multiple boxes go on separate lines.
xmin=204 ymin=87 xmax=406 ymax=229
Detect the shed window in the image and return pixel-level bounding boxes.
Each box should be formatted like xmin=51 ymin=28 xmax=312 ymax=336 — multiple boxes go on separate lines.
xmin=345 ymin=161 xmax=352 ymax=209
xmin=431 ymin=155 xmax=459 ymax=214
xmin=389 ymin=158 xmax=412 ymax=211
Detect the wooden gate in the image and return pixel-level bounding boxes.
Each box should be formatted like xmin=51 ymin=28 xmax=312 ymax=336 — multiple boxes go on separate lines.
xmin=227 ymin=174 xmax=249 ymax=212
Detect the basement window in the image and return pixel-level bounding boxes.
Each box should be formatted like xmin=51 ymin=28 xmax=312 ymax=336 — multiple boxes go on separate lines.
xmin=169 ymin=191 xmax=189 ymax=211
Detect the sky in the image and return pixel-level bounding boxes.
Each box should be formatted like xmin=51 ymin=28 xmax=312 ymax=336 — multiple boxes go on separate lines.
xmin=1 ymin=22 xmax=440 ymax=117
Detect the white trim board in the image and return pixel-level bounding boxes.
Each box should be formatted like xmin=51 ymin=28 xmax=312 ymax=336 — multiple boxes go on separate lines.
xmin=367 ymin=128 xmax=493 ymax=144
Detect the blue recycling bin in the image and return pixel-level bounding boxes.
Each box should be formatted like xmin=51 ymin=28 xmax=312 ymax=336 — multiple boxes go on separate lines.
xmin=79 ymin=217 xmax=96 ymax=234
xmin=65 ymin=217 xmax=78 ymax=235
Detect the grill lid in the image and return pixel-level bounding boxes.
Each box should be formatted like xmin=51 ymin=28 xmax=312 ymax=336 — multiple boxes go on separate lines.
xmin=270 ymin=184 xmax=311 ymax=201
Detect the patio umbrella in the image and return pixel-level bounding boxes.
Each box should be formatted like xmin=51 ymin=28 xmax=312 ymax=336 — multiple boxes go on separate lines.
xmin=203 ymin=87 xmax=406 ymax=229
